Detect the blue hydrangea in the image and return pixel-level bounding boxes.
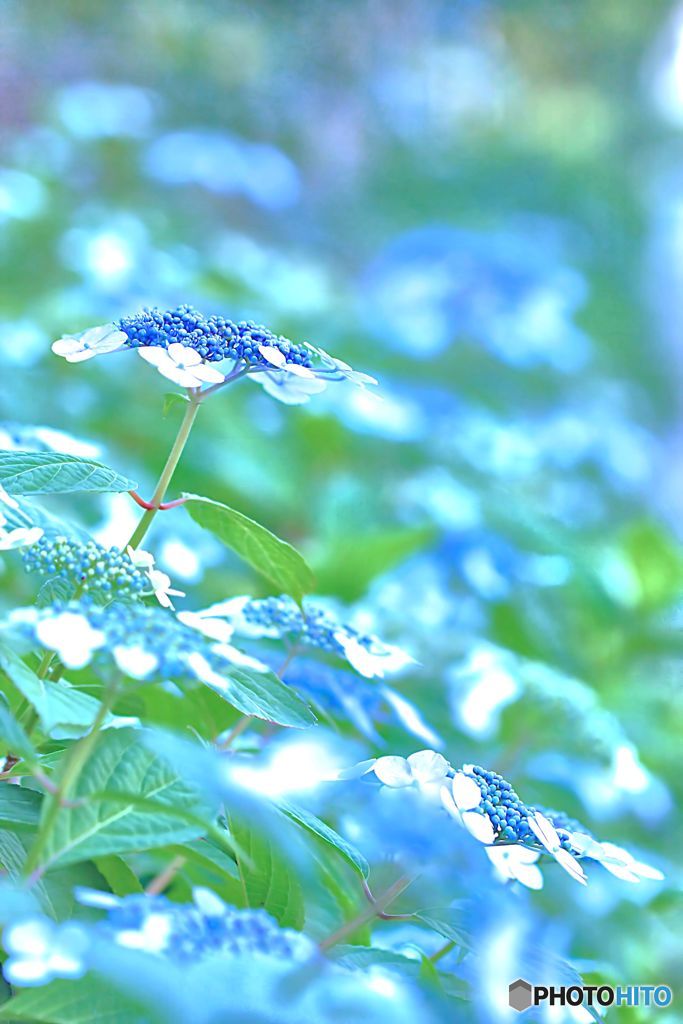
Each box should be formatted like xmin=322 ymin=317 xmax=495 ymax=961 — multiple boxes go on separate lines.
xmin=195 ymin=595 xmax=414 ymax=679
xmin=77 ymin=888 xmax=314 ymax=963
xmin=117 ymin=306 xmax=315 ymax=368
xmin=22 ymin=535 xmax=148 ymax=603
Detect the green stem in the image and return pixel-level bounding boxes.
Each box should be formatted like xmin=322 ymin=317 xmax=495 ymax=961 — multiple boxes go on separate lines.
xmin=126 ymin=396 xmax=201 ymax=551
xmin=429 ymin=939 xmax=456 ymax=963
xmin=318 ymin=874 xmax=415 ymax=952
xmin=22 ymin=683 xmax=118 ymax=881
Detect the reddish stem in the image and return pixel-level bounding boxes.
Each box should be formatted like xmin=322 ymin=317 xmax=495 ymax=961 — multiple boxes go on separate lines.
xmin=129 ymin=490 xmax=188 ymax=511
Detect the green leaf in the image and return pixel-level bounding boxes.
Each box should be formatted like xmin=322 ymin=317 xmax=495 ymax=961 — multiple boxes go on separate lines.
xmin=0 ymin=451 xmax=136 ymax=495
xmin=183 ymin=493 xmax=315 ymax=604
xmin=414 ymin=907 xmax=472 ymax=951
xmin=229 ymin=815 xmax=305 ymax=928
xmin=42 ymin=729 xmax=205 ymax=867
xmin=36 ymin=576 xmax=76 ymax=607
xmin=162 ymin=391 xmax=190 ymax=417
xmin=0 ymin=638 xmax=134 ymax=738
xmin=311 ymin=525 xmax=435 ymax=601
xmin=93 ymin=855 xmax=144 ymax=896
xmin=0 ymin=784 xmax=41 ymax=828
xmin=0 ymin=978 xmax=148 ymax=1023
xmin=197 ymin=662 xmax=316 ymax=728
xmin=0 ymin=703 xmax=38 ymax=762
xmin=278 ymin=800 xmax=369 ymax=878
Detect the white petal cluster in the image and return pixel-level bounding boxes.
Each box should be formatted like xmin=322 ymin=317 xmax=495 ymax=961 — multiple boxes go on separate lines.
xmin=137 ymin=343 xmax=225 ymax=388
xmin=51 ymin=323 xmax=127 ymax=362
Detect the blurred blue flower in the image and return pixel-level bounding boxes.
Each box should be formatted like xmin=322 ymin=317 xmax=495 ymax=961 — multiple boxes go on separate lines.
xmin=144 ymin=131 xmax=300 ymax=210
xmin=360 ymin=226 xmax=590 ymax=369
xmin=56 ymin=81 xmax=155 ymax=138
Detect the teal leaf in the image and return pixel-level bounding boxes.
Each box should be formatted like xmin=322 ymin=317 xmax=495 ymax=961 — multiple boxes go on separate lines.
xmin=0 ymin=638 xmax=134 ymax=738
xmin=198 ymin=662 xmax=316 ymax=728
xmin=0 ymin=978 xmax=148 ymax=1023
xmin=0 ymin=451 xmax=136 ymax=495
xmin=42 ymin=729 xmax=205 ymax=867
xmin=0 ymin=784 xmax=41 ymax=828
xmin=183 ymin=493 xmax=314 ymax=604
xmin=278 ymin=800 xmax=369 ymax=878
xmin=0 ymin=702 xmax=38 ymax=762
xmin=229 ymin=815 xmax=305 ymax=928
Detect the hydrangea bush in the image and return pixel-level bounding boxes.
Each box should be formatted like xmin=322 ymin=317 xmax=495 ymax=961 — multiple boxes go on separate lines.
xmin=0 ymin=303 xmax=672 ymax=1024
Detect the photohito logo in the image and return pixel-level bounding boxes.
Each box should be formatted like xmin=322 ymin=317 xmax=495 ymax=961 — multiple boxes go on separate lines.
xmin=508 ymin=978 xmax=672 ymax=1012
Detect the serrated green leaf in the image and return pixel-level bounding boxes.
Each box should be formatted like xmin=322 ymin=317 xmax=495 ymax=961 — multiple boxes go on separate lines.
xmin=0 ymin=704 xmax=38 ymax=762
xmin=183 ymin=493 xmax=315 ymax=604
xmin=0 ymin=451 xmax=136 ymax=495
xmin=197 ymin=661 xmax=316 ymax=728
xmin=0 ymin=978 xmax=148 ymax=1023
xmin=229 ymin=815 xmax=305 ymax=928
xmin=36 ymin=576 xmax=76 ymax=607
xmin=278 ymin=800 xmax=369 ymax=878
xmin=0 ymin=638 xmax=134 ymax=737
xmin=42 ymin=729 xmax=205 ymax=867
xmin=414 ymin=907 xmax=472 ymax=951
xmin=0 ymin=784 xmax=41 ymax=828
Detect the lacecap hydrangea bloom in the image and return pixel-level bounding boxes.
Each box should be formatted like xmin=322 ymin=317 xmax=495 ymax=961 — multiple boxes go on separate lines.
xmin=52 ymin=305 xmax=377 ymax=405
xmin=350 ymin=750 xmax=663 ymax=889
xmin=189 ymin=595 xmax=415 ymax=679
xmin=1 ymin=888 xmax=315 ymax=988
xmin=5 ymin=600 xmax=313 ymax=726
xmin=22 ymin=535 xmax=148 ymax=603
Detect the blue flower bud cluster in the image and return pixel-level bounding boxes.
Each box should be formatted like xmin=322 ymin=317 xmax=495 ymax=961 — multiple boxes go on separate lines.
xmin=241 ymin=596 xmax=374 ymax=658
xmin=21 ymin=535 xmax=148 ymax=603
xmin=117 ymin=305 xmax=314 ymax=369
xmin=466 ymin=766 xmax=575 ymax=854
xmin=97 ymin=892 xmax=315 ymax=963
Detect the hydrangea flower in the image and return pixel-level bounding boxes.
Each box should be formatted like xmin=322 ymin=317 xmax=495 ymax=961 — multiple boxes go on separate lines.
xmin=195 ymin=596 xmax=414 ymax=679
xmin=51 ymin=306 xmax=376 ymax=405
xmin=51 ymin=323 xmax=127 ymax=362
xmin=137 ymin=343 xmax=225 ymax=388
xmin=350 ymin=750 xmax=663 ymax=889
xmin=22 ymin=535 xmax=149 ymax=602
xmin=2 ymin=917 xmax=90 ymax=986
xmin=75 ymin=887 xmax=315 ymax=964
xmin=284 ymin=658 xmax=442 ymax=746
xmin=370 ymin=750 xmax=450 ymax=803
xmin=7 ymin=601 xmax=303 ymax=719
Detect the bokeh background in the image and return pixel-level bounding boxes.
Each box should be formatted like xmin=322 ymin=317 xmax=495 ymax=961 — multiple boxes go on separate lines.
xmin=1 ymin=0 xmax=682 ymax=1019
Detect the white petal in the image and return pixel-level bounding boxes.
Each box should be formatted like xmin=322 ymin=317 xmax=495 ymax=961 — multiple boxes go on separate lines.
xmin=0 ymin=526 xmax=44 ymax=550
xmin=554 ymin=847 xmax=587 ymax=885
xmin=380 ymin=688 xmax=443 ymax=747
xmin=283 ymin=363 xmax=315 ymax=379
xmin=113 ymin=644 xmax=158 ymax=680
xmin=137 ymin=346 xmax=170 ymax=368
xmin=406 ymin=750 xmax=450 ymax=785
xmin=514 ymin=862 xmax=544 ymax=890
xmin=461 ymin=810 xmax=496 ymax=844
xmin=528 ymin=812 xmax=561 ymax=854
xmin=178 ymin=610 xmax=234 ymax=644
xmin=252 ymin=371 xmax=327 ymax=405
xmin=0 ymin=486 xmax=20 ymax=509
xmin=193 ymin=887 xmax=226 ymax=917
xmin=440 ymin=783 xmax=460 ymax=819
xmin=258 ymin=345 xmax=287 ymax=368
xmin=168 ymin=342 xmax=200 ymax=365
xmin=4 ymin=957 xmax=51 ymax=985
xmin=372 ymin=755 xmax=413 ymax=788
xmin=451 ymin=772 xmax=483 ymax=811
xmin=4 ymin=919 xmax=52 ymax=956
xmin=52 ymin=338 xmax=86 ymax=357
xmin=333 ymin=758 xmax=377 ymax=781
xmin=631 ymin=860 xmax=664 ymax=881
xmin=152 ymin=362 xmax=201 ymax=388
xmin=212 ymin=642 xmax=268 ymax=672
xmin=126 ymin=546 xmax=155 ymax=569
xmin=191 ymin=362 xmax=225 ymax=384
